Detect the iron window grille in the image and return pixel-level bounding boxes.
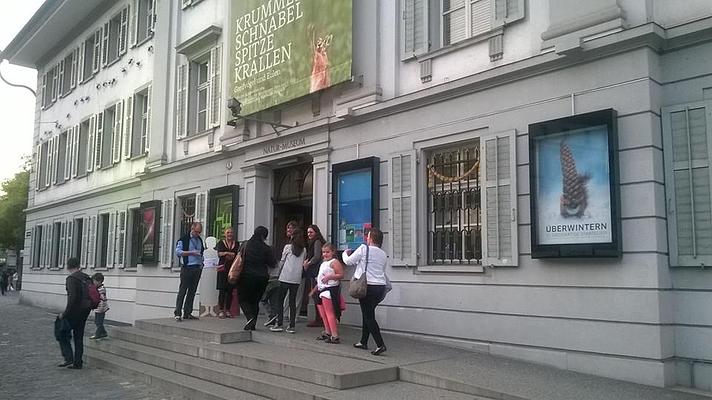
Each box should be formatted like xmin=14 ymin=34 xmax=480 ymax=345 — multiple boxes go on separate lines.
xmin=427 ymin=144 xmax=482 ymax=264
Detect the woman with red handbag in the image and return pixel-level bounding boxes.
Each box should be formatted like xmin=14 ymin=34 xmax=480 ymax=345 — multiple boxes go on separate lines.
xmin=216 ymin=227 xmax=238 ymax=319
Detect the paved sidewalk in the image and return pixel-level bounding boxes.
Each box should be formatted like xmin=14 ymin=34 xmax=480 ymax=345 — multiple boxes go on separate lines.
xmin=0 ymin=292 xmax=181 ymax=400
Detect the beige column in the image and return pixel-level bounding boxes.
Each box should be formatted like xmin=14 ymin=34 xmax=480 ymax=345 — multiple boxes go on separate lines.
xmin=241 ymin=164 xmax=271 ymax=242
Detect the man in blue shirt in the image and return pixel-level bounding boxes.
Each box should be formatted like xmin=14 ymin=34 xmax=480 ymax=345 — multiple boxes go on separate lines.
xmin=174 ymin=222 xmax=205 ymax=321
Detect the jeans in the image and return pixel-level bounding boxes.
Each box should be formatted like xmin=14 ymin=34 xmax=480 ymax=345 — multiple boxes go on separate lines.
xmin=263 ymin=279 xmax=281 ymax=318
xmin=359 ymin=285 xmax=386 ymax=348
xmin=57 ymin=314 xmax=89 ymax=367
xmin=237 ymin=274 xmax=269 ymax=323
xmin=175 ymin=266 xmax=202 ymax=317
xmin=277 ymin=282 xmax=299 ymax=328
xmin=94 ymin=312 xmax=107 ymax=337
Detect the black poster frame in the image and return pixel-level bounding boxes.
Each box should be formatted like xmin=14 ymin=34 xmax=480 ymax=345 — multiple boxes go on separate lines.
xmin=528 ymin=109 xmax=622 ymax=258
xmin=331 ymin=157 xmax=380 ymax=250
xmin=138 ymin=200 xmax=161 ymax=265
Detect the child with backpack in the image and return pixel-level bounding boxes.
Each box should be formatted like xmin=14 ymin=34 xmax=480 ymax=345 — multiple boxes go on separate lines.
xmin=90 ymin=273 xmax=109 ymax=339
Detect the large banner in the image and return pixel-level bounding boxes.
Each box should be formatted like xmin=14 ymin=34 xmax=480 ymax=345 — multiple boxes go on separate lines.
xmin=230 ymin=0 xmax=353 ymax=115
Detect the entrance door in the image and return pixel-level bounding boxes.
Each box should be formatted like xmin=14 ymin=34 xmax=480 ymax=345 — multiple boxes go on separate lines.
xmin=272 ymin=163 xmax=314 ymax=252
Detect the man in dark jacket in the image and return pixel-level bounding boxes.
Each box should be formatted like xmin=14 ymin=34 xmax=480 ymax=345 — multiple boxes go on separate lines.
xmin=174 ymin=222 xmax=205 ymax=321
xmin=57 ymin=257 xmax=91 ymax=369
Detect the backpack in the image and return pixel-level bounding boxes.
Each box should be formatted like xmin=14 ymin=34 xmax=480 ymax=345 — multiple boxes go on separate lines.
xmin=81 ymin=277 xmax=101 ymax=310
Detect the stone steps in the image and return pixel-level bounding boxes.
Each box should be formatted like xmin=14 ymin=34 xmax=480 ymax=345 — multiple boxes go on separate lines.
xmin=108 ymin=326 xmax=398 ymax=389
xmin=86 ymin=350 xmax=268 ymax=400
xmin=91 ymin=338 xmax=336 ymax=400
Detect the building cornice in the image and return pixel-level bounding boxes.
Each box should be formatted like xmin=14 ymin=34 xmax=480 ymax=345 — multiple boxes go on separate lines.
xmin=25 ymin=177 xmax=141 ymax=214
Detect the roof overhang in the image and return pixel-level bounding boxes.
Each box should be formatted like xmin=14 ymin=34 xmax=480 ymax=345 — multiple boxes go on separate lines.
xmin=1 ymin=0 xmax=106 ymax=69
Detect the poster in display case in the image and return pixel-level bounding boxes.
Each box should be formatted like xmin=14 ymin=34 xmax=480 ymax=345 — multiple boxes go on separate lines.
xmin=529 ymin=109 xmax=622 ymax=258
xmin=331 ymin=157 xmax=380 ymax=251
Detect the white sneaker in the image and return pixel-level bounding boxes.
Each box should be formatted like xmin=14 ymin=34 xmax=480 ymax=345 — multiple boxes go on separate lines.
xmin=263 ymin=316 xmax=277 ymax=327
xmin=269 ymin=325 xmax=284 ymax=332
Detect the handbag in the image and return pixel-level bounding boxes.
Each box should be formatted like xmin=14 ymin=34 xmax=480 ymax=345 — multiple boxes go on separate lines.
xmin=348 ymin=245 xmax=369 ymax=299
xmin=228 ymin=243 xmax=246 ymax=284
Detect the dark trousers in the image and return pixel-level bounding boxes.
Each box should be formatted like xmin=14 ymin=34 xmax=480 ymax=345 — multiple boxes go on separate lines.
xmin=359 ymin=285 xmax=386 ymax=348
xmin=175 ymin=266 xmax=202 ymax=317
xmin=263 ymin=279 xmax=281 ymax=318
xmin=94 ymin=312 xmax=107 ymax=337
xmin=237 ymin=274 xmax=268 ymax=322
xmin=277 ymin=282 xmax=299 ymax=328
xmin=58 ymin=314 xmax=89 ymax=366
xmin=218 ymin=288 xmax=234 ymax=312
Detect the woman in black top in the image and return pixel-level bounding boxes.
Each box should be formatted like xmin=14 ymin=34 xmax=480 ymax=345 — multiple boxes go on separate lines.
xmin=303 ymin=224 xmax=326 ymax=326
xmin=236 ymin=226 xmax=276 ymax=330
xmin=216 ymin=227 xmax=238 ymax=318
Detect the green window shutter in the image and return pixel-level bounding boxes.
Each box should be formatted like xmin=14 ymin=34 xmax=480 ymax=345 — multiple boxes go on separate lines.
xmin=663 ymin=102 xmax=712 ymax=267
xmin=402 ymin=0 xmax=429 ymax=58
xmin=95 ymin=111 xmax=104 ymax=169
xmin=87 ymin=115 xmax=95 ymax=173
xmin=481 ymin=130 xmax=518 ymax=266
xmin=470 ymin=0 xmax=492 ymax=37
xmin=390 ymin=151 xmax=418 ymax=266
xmin=117 ymin=211 xmax=127 ymax=268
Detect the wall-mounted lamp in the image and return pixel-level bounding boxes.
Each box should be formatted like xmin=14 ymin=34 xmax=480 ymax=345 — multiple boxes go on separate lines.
xmin=226 ymin=98 xmax=294 ymax=135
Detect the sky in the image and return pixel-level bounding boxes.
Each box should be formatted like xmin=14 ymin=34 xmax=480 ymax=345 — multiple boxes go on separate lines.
xmin=0 ymin=0 xmax=45 ymax=185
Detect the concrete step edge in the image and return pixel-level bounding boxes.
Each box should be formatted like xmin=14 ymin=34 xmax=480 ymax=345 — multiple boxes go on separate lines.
xmin=399 ymin=366 xmax=528 ymax=400
xmin=134 ymin=319 xmax=251 ymax=344
xmin=89 ymin=338 xmax=337 ymax=399
xmin=86 ymin=349 xmax=268 ymax=400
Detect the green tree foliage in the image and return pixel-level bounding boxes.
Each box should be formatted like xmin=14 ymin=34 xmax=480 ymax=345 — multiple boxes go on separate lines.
xmin=0 ymin=158 xmax=30 ymax=253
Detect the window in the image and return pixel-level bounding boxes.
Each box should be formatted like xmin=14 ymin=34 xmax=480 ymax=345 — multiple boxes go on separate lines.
xmin=401 ymin=0 xmax=524 ymax=57
xmin=60 ymin=51 xmax=77 ymax=97
xmin=36 ymin=141 xmax=49 ymax=190
xmin=103 ymin=7 xmax=129 ymax=66
xmin=32 ymin=225 xmax=43 ymax=269
xmin=427 ymin=145 xmax=482 ymax=264
xmin=96 ymin=213 xmax=110 ymax=269
xmin=390 ymin=131 xmax=517 ymax=268
xmin=195 ymin=60 xmax=210 ymax=133
xmin=176 ymin=45 xmax=222 ymax=137
xmin=56 ymin=131 xmax=68 ymax=185
xmin=129 ymin=208 xmax=141 ymax=266
xmin=82 ymin=34 xmax=96 ymax=81
xmin=41 ymin=65 xmax=60 ymax=109
xmin=77 ymin=118 xmax=91 ymax=177
xmin=179 ymin=195 xmax=197 ymax=236
xmin=663 ymin=101 xmax=712 ymax=267
xmin=97 ymin=103 xmax=124 ymax=169
xmin=124 ymin=85 xmax=152 ymax=159
xmin=134 ymin=0 xmax=156 ymax=45
xmin=73 ymin=219 xmax=84 ymax=262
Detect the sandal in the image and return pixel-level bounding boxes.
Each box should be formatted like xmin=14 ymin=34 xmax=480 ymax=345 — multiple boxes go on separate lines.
xmin=326 ymin=336 xmax=340 ymax=344
xmin=225 ymin=311 xmax=233 ymax=318
xmin=218 ymin=311 xmax=226 ymax=319
xmin=315 ymin=332 xmax=330 ymax=340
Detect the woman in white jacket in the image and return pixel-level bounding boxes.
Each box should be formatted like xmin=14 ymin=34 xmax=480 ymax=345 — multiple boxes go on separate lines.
xmin=342 ymin=227 xmax=388 ymax=355
xmin=271 ymin=229 xmax=306 ymax=333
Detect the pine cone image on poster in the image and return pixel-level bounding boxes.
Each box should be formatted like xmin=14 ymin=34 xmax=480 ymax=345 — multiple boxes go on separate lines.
xmin=559 ymin=140 xmax=591 ymax=218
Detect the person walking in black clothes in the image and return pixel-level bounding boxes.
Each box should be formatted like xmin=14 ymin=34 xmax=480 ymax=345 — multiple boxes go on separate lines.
xmin=57 ymin=257 xmax=92 ymax=369
xmin=0 ymin=272 xmax=7 ymax=296
xmin=235 ymin=226 xmax=276 ymax=330
xmin=174 ymin=222 xmax=205 ymax=321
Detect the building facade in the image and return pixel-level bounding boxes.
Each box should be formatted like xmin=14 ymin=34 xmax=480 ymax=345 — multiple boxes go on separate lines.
xmin=3 ymin=0 xmax=712 ymax=391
